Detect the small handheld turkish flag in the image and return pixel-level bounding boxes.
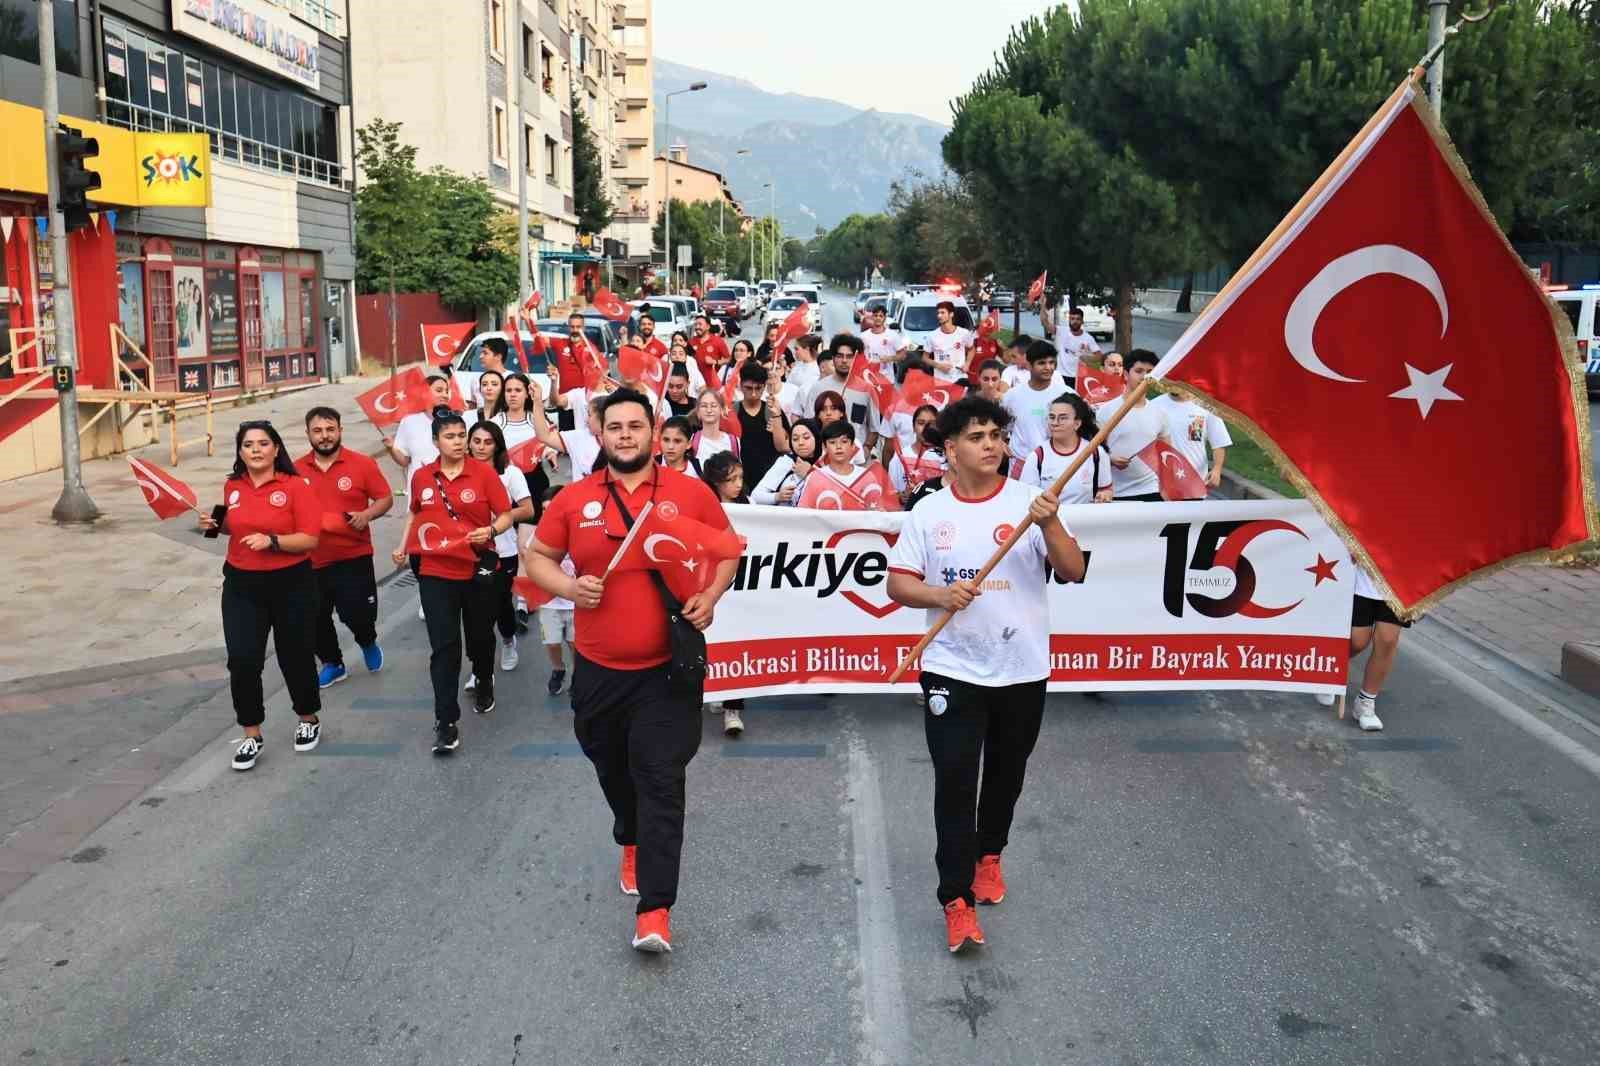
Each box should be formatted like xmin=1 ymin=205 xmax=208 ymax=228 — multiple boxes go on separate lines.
xmin=511 ymin=574 xmax=555 ymax=610
xmin=1151 ymin=77 xmax=1597 ymax=613
xmin=1027 ymin=271 xmax=1048 ymax=306
xmin=608 ymin=505 xmax=745 ymax=602
xmin=1137 ymin=439 xmax=1207 ymax=501
xmin=1075 ymin=363 xmax=1126 ymax=404
xmin=845 ymin=352 xmax=900 ymax=418
xmin=506 ymin=435 xmax=548 ymax=471
xmin=978 ymin=309 xmax=1001 ymax=337
xmin=592 ymin=287 xmax=631 ymax=322
xmin=128 ymin=456 xmax=197 ymax=519
xmin=619 ymin=345 xmax=665 ymax=392
xmin=420 ymin=322 xmax=474 ymax=365
xmin=900 ymin=369 xmax=966 ymax=413
xmin=356 ymin=366 xmax=434 ymax=428
xmin=522 ymin=290 xmax=542 ymax=314
xmin=774 ymin=301 xmax=810 ymax=352
xmin=403 ymin=511 xmax=479 ymax=563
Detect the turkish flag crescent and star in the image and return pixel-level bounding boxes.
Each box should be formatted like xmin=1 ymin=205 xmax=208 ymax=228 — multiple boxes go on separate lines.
xmin=1137 ymin=439 xmax=1208 ymax=502
xmin=608 ymin=504 xmax=746 ymax=602
xmin=420 ymin=322 xmax=474 ymax=365
xmin=355 ymin=366 xmax=434 ymax=428
xmin=844 ymin=352 xmax=900 ymax=418
xmin=128 ymin=456 xmax=197 ymax=519
xmin=1152 ymin=78 xmax=1596 ymax=614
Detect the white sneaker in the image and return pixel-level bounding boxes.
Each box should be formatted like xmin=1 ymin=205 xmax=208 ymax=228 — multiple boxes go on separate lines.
xmin=501 ymin=636 xmax=519 ymax=671
xmin=417 ymin=605 xmax=426 ymax=622
xmin=705 ymin=701 xmax=723 ymax=716
xmin=722 ymin=706 xmax=744 ymax=736
xmin=1314 ymin=692 xmax=1336 ymax=707
xmin=464 ymin=673 xmax=477 ymax=692
xmin=1354 ymin=693 xmax=1383 ymax=731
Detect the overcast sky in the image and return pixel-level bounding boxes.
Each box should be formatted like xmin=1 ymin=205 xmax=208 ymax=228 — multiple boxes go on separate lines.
xmin=651 ymin=1 xmax=1062 ymax=126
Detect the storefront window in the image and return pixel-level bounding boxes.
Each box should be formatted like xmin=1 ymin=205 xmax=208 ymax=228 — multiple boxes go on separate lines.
xmin=0 ymin=0 xmax=82 ymax=77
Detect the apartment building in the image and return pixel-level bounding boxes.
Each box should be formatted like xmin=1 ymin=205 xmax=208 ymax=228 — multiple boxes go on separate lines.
xmin=611 ymin=0 xmax=653 ymax=264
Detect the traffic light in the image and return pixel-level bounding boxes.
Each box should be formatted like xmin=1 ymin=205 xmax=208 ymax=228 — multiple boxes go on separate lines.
xmin=56 ymin=123 xmax=100 ymax=233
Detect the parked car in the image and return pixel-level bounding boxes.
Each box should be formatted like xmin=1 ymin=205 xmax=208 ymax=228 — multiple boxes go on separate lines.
xmin=990 ymin=288 xmax=1016 ymax=311
xmin=1551 ymin=285 xmax=1600 ymax=393
xmin=701 ymin=286 xmax=744 ymax=320
xmin=890 ymin=292 xmax=977 ymax=355
xmin=630 ymin=299 xmax=693 ymax=339
xmin=757 ymin=279 xmax=778 ymax=302
xmin=854 ymin=288 xmax=888 ymax=322
xmin=764 ymin=293 xmax=820 ymax=333
xmin=723 ymin=281 xmax=758 ymax=317
xmin=450 ymin=322 xmax=615 ymax=402
xmin=1076 ymin=303 xmax=1115 ymax=340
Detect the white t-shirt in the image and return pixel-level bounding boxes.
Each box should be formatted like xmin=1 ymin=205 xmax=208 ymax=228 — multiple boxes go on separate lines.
xmin=1018 ymin=439 xmax=1113 ymax=504
xmin=560 ymin=428 xmax=601 ymax=479
xmin=545 ymin=555 xmax=578 ymax=612
xmin=1001 ymin=364 xmax=1031 ymax=390
xmin=787 ymin=360 xmax=820 ymax=396
xmin=494 ymin=413 xmax=539 ymax=456
xmin=1000 ymin=380 xmax=1060 ymax=456
xmin=774 ymin=380 xmax=803 ymax=422
xmin=888 ymin=479 xmax=1056 ymax=686
xmin=887 ymin=445 xmax=946 ymax=493
xmin=495 ymin=465 xmax=531 ymax=557
xmin=801 ymin=373 xmax=853 ymax=418
xmin=393 ymin=411 xmax=439 ymax=492
xmin=1150 ymin=395 xmax=1232 ymax=477
xmin=1054 ymin=327 xmax=1103 ymax=381
xmin=1095 ymin=400 xmax=1168 ymax=498
xmin=925 ymin=327 xmax=973 ymax=382
xmin=861 ymin=328 xmax=906 ymax=365
xmin=694 ymin=430 xmax=736 ymax=464
xmin=1354 ymin=565 xmax=1381 ymax=601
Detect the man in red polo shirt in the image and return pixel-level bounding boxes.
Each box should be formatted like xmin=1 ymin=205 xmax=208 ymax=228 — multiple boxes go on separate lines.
xmin=687 ymin=314 xmax=731 ymax=389
xmin=296 ymin=406 xmax=395 ymax=689
xmin=523 ymin=387 xmax=737 ymax=955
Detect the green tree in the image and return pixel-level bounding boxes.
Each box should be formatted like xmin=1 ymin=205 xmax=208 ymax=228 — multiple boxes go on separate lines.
xmin=570 ymin=93 xmax=613 ymax=237
xmin=415 ymin=168 xmax=520 ymax=312
xmin=354 ymin=119 xmax=429 ymax=364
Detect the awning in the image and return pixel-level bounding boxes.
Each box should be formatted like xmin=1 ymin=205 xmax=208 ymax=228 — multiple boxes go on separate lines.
xmin=539 ymin=250 xmax=606 ymax=264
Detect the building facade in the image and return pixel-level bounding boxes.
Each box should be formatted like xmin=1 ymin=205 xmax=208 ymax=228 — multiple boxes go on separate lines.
xmin=611 ymin=0 xmax=652 ymax=264
xmin=352 ymin=0 xmax=649 ymax=309
xmin=0 ymin=0 xmax=357 ymax=478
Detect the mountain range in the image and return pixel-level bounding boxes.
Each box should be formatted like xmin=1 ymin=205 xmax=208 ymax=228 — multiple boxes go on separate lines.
xmin=652 ymin=58 xmax=950 ymax=234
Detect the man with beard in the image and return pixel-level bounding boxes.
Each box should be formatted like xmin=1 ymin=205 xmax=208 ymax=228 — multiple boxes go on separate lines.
xmin=296 ymin=407 xmax=394 ymax=687
xmin=637 ymin=313 xmax=669 ymax=362
xmin=522 ymin=388 xmax=737 ymax=954
xmin=687 ymin=313 xmax=732 ymax=389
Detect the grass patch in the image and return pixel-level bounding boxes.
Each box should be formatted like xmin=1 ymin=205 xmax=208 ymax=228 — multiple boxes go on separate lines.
xmin=1221 ymin=424 xmax=1299 ymax=498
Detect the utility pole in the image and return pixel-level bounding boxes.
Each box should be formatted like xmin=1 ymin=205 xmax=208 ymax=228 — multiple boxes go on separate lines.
xmin=511 ymin=0 xmax=529 ymax=310
xmin=1426 ymin=0 xmax=1448 ymax=117
xmin=40 ymin=0 xmax=98 ymax=523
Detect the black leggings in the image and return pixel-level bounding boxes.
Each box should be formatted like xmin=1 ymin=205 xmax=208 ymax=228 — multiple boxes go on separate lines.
xmin=221 ymin=561 xmax=321 ymax=728
xmin=495 ymin=553 xmax=519 ymax=641
xmin=418 ymin=575 xmax=497 ymax=723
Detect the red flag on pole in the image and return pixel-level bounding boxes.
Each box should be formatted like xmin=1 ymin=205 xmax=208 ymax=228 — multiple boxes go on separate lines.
xmin=420 ymin=322 xmax=474 ymax=365
xmin=774 ymin=301 xmax=810 ymax=353
xmin=899 ymin=369 xmax=966 ymax=413
xmin=355 ymin=365 xmax=434 ymax=428
xmin=844 ymin=352 xmax=900 ymax=418
xmin=511 ymin=574 xmax=555 ymax=610
xmin=128 ymin=456 xmax=197 ymax=519
xmin=1027 ymin=270 xmax=1048 ymax=305
xmin=522 ymin=290 xmax=542 ymax=314
xmin=797 ymin=463 xmax=899 ymax=511
xmin=592 ymin=287 xmax=631 ymax=321
xmin=1075 ymin=363 xmax=1126 ymax=405
xmin=1137 ymin=439 xmax=1208 ymax=501
xmin=619 ymin=344 xmax=666 ymax=393
xmin=607 ymin=505 xmax=746 ymax=601
xmin=506 ymin=435 xmax=548 ymax=472
xmin=977 ymin=309 xmax=1001 ymax=337
xmin=402 ymin=511 xmax=479 ymax=563
xmin=1151 ymin=77 xmax=1597 ymax=613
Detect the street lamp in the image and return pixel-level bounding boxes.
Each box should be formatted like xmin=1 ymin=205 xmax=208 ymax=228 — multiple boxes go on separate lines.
xmin=762 ymin=182 xmax=773 ymax=284
xmin=662 ymin=81 xmax=706 ymax=293
xmin=768 ymin=179 xmax=779 ymax=282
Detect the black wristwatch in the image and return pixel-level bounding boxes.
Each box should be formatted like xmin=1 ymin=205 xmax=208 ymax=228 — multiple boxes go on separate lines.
xmin=269 ymin=534 xmax=281 ymax=552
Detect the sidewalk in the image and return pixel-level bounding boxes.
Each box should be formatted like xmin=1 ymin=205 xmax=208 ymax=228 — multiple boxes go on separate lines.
xmin=0 ymin=377 xmax=412 ymax=687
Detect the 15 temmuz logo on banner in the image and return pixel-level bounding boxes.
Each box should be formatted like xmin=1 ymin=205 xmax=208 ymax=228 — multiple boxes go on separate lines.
xmin=1159 ymin=520 xmax=1309 ymax=620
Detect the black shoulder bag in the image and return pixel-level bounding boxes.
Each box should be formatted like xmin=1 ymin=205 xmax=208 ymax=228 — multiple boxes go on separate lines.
xmin=433 ymin=469 xmax=500 ymax=588
xmin=605 ymin=477 xmax=708 ymax=702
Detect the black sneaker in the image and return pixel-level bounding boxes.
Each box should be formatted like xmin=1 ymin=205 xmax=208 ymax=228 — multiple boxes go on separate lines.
xmin=547 ymin=669 xmax=566 ymax=696
xmin=474 ymin=675 xmax=496 ymax=715
xmin=515 ymin=608 xmax=531 ymax=635
xmin=432 ymin=722 xmax=460 ymax=756
xmin=293 ymin=718 xmax=321 ymax=753
xmin=232 ymin=735 xmax=262 ymax=771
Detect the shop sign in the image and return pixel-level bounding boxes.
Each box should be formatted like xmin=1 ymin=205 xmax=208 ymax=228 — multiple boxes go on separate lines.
xmin=136 ymin=133 xmax=212 ymax=208
xmin=171 ymin=0 xmax=321 ymax=91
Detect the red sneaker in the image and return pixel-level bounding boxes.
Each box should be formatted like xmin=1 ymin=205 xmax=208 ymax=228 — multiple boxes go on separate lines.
xmin=943 ymin=899 xmax=985 ymax=954
xmin=973 ymin=853 xmax=1006 ymax=905
xmin=619 ymin=845 xmax=639 ymax=897
xmin=632 ymin=908 xmax=672 ymax=953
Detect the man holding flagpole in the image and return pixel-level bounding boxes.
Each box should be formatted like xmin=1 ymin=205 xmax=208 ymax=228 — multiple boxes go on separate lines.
xmin=886 ymin=395 xmax=1086 ymax=954
xmin=522 ymin=387 xmax=738 ymax=955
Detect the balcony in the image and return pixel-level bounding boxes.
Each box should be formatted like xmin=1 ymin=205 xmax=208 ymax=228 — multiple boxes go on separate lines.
xmin=621 ymin=134 xmax=648 ymax=148
xmin=618 ymin=172 xmax=649 ymax=187
xmin=613 ymin=2 xmax=627 ymax=29
xmin=623 ymin=91 xmax=647 ymax=107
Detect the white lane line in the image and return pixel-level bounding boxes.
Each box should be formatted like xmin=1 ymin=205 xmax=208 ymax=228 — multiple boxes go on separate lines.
xmin=847 ymin=734 xmax=910 ymax=1066
xmin=1407 ymin=635 xmax=1600 ymax=781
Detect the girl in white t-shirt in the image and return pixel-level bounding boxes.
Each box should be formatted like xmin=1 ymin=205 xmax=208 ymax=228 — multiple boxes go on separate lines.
xmin=887 ymin=404 xmax=947 ymax=508
xmin=467 ymin=422 xmax=535 ymax=684
xmin=474 ymin=370 xmax=504 ymax=425
xmin=690 ymin=390 xmax=739 ymax=465
xmin=1018 ymin=393 xmax=1114 ymax=505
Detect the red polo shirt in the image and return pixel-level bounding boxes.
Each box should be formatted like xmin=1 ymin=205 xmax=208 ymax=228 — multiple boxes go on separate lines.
xmin=640 ymin=336 xmax=668 ymax=361
xmin=534 ymin=465 xmax=729 ymax=670
xmin=221 ymin=470 xmax=321 ymax=572
xmin=294 ymin=447 xmax=393 ymax=567
xmin=408 ymin=458 xmax=513 ymax=580
xmin=688 ymin=333 xmax=730 ymax=388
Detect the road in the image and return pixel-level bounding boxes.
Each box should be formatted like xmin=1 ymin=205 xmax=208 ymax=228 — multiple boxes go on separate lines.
xmin=4 ymin=285 xmax=1600 ymax=1065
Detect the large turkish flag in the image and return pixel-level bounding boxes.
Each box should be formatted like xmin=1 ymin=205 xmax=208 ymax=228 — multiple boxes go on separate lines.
xmin=1153 ymin=80 xmax=1595 ymax=613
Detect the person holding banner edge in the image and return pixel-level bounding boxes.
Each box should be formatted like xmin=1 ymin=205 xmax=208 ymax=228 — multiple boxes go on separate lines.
xmin=886 ymin=396 xmax=1086 ymax=954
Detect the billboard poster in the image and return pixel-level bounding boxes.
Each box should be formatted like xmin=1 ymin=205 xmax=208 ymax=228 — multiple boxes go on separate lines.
xmin=204 ymin=267 xmax=239 ymax=355
xmin=117 ymin=262 xmax=146 ymax=349
xmin=260 ymin=272 xmax=287 ymax=350
xmin=173 ymin=265 xmax=205 ymax=359
xmin=178 ymin=362 xmax=208 ymax=393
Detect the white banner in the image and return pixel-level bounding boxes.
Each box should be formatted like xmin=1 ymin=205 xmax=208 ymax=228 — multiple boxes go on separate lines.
xmin=705 ymin=499 xmax=1353 ymax=699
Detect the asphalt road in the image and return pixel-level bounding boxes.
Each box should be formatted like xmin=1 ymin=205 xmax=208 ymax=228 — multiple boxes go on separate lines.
xmin=4 ymin=285 xmax=1600 ymax=1065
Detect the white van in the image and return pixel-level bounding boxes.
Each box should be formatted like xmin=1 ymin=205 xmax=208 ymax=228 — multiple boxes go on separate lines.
xmin=1549 ymin=287 xmax=1600 ymax=394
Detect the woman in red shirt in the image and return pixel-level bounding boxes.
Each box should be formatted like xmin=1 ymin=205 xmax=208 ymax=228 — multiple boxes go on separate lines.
xmin=198 ymin=421 xmax=322 ymax=771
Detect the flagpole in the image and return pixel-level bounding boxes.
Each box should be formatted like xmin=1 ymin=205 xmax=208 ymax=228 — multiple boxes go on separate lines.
xmin=886 ymin=378 xmax=1151 ymax=684
xmin=604 ymin=500 xmax=656 ymax=577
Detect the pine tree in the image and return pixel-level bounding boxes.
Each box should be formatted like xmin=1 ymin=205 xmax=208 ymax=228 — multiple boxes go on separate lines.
xmin=570 ymin=92 xmax=613 ymax=237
